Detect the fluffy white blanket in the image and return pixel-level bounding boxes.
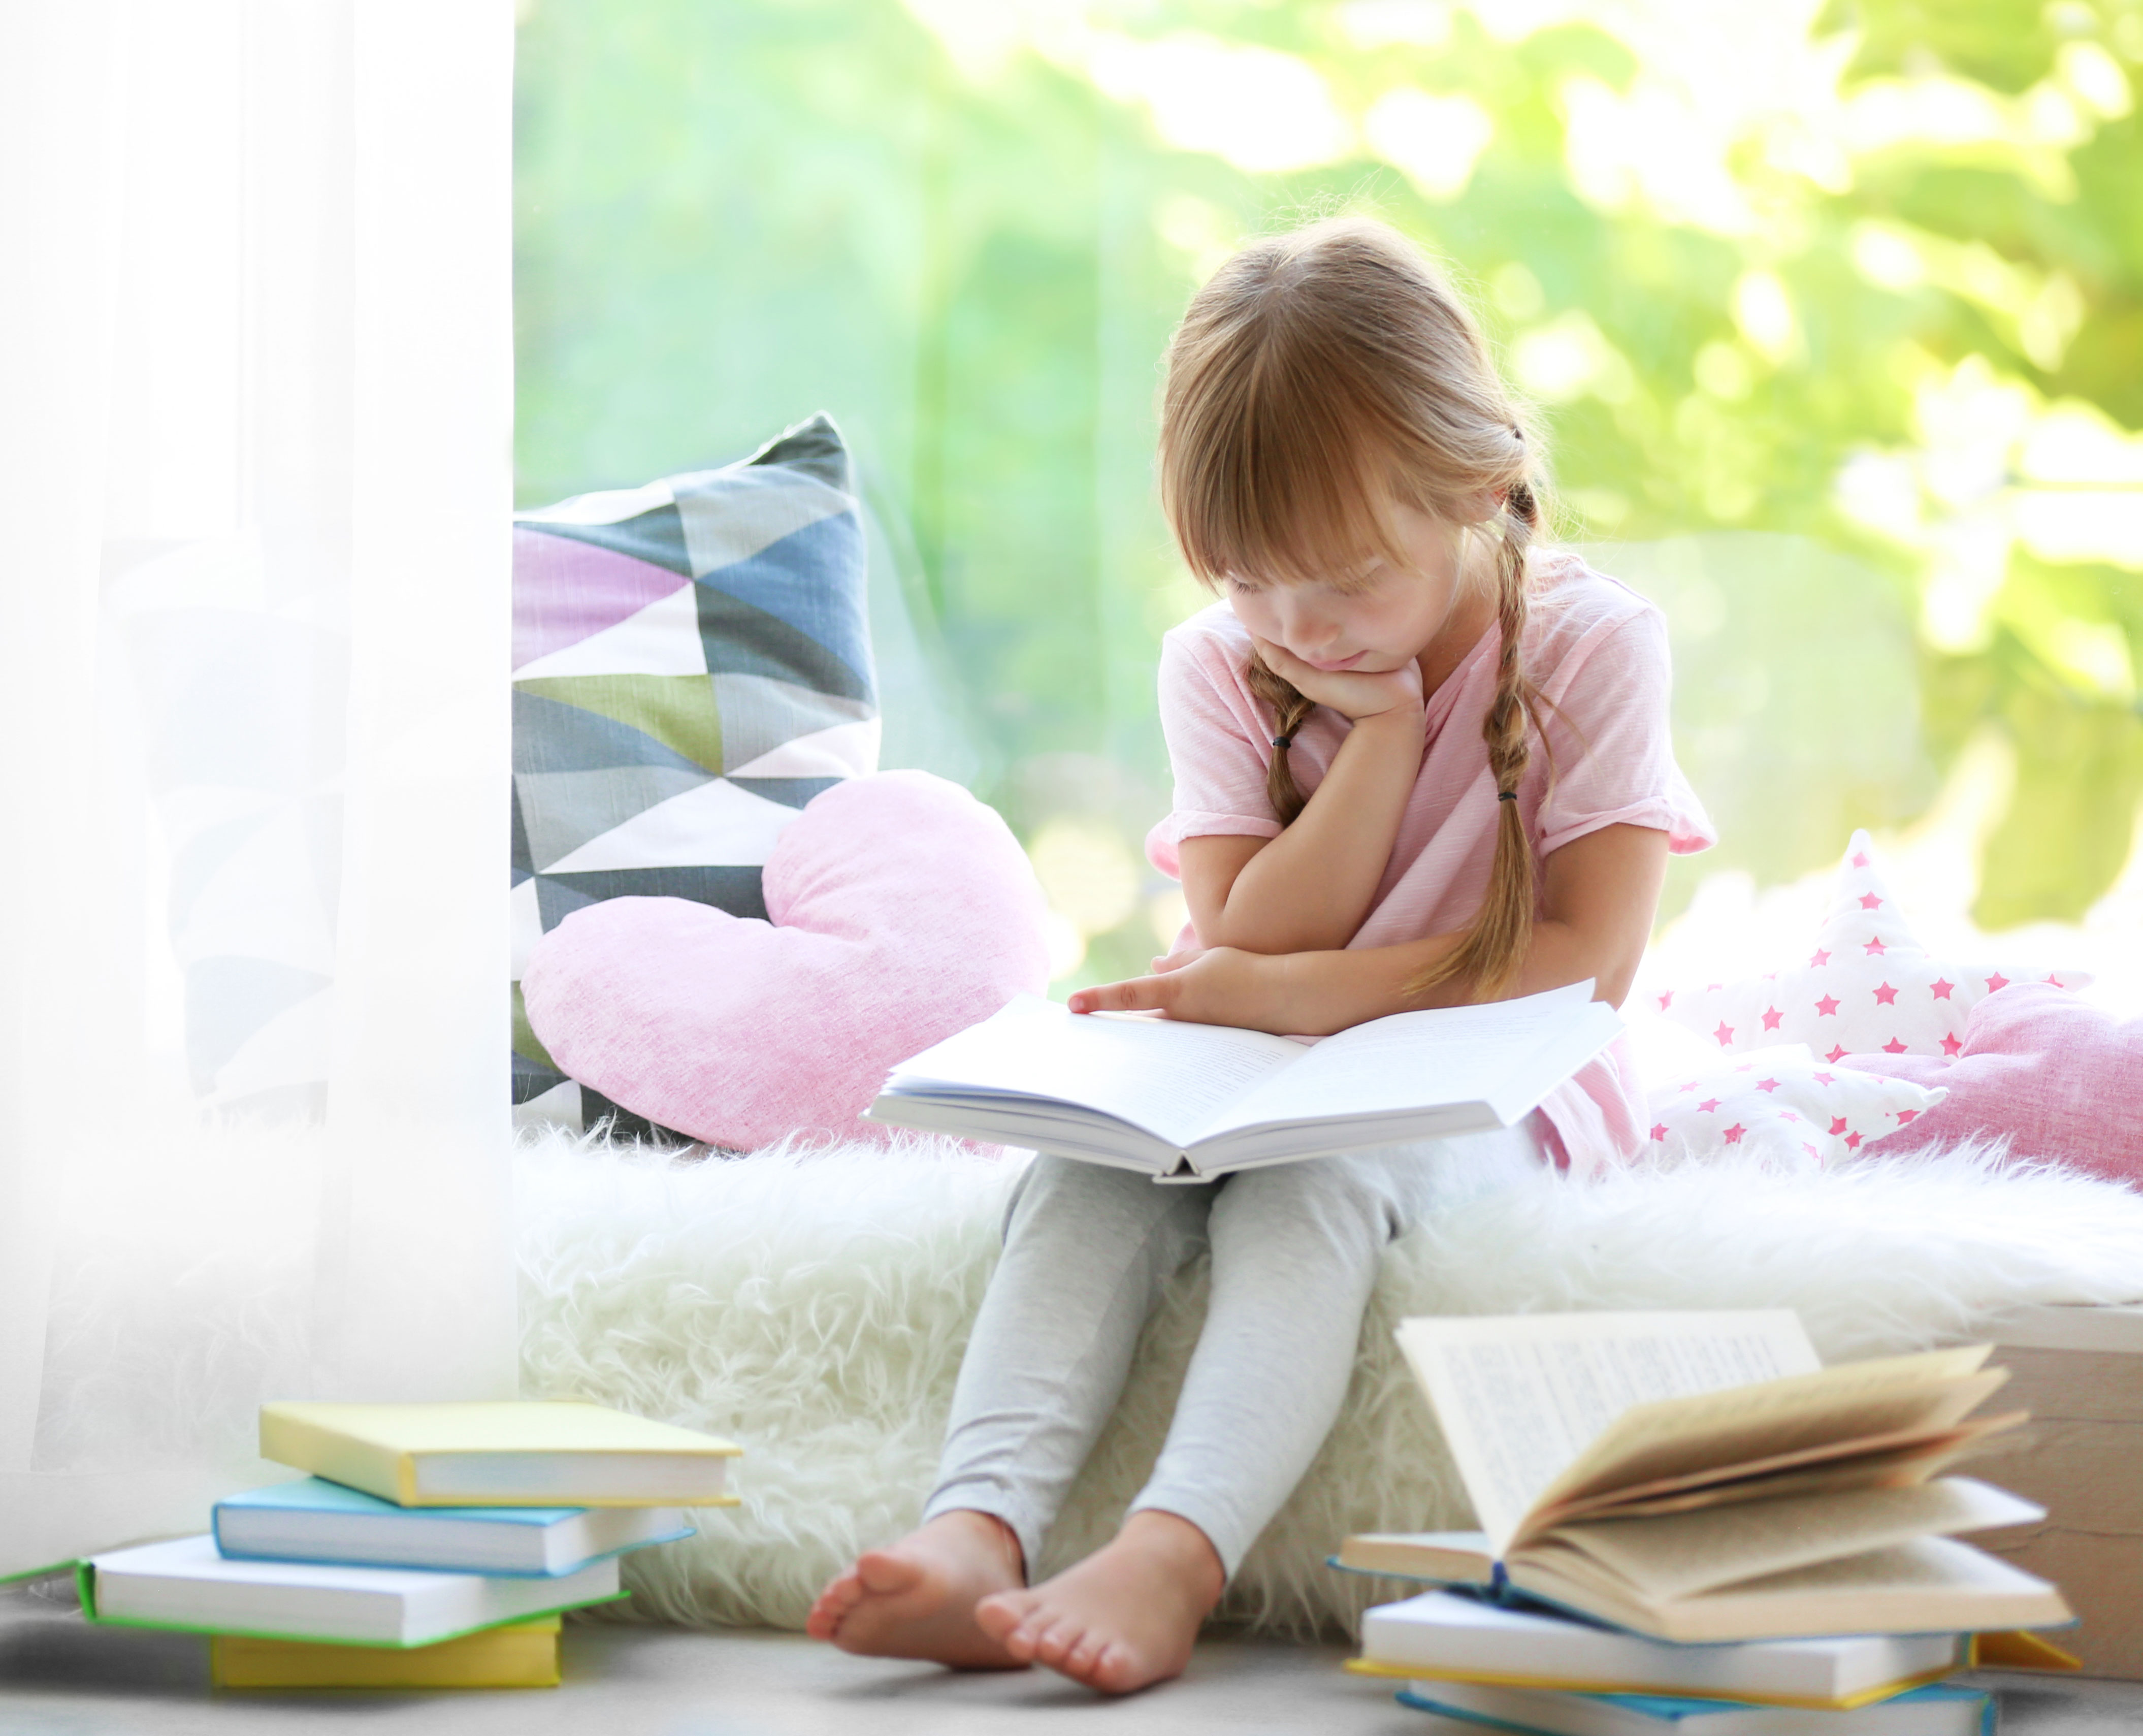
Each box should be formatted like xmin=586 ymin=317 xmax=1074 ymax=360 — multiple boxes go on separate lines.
xmin=515 ymin=1132 xmax=2143 ymax=1637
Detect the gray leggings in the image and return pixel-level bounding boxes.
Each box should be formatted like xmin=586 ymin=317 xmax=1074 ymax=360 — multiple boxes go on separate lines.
xmin=922 ymin=1119 xmax=1548 ymax=1579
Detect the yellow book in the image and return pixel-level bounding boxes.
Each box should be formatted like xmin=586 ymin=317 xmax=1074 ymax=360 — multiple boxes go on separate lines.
xmin=259 ymin=1401 xmax=741 ymax=1507
xmin=211 ymin=1618 xmax=561 ymax=1689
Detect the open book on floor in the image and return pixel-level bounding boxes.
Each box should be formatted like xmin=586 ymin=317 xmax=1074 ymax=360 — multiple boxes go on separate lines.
xmin=864 ymin=984 xmax=1620 ymax=1179
xmin=1339 ymin=1309 xmax=2068 ymax=1643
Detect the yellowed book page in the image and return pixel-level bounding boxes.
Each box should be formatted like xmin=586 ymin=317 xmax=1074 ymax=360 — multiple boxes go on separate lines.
xmin=1394 ymin=1312 xmax=1820 ymax=1555
xmin=1337 ymin=1531 xmax=1495 ymax=1581
xmin=1524 ymin=1352 xmax=2002 ymax=1534
xmin=1537 ymin=1477 xmax=2045 ymax=1602
xmin=1537 ymin=1408 xmax=2027 ymax=1527
xmin=1560 ymin=1422 xmax=2013 ymax=1522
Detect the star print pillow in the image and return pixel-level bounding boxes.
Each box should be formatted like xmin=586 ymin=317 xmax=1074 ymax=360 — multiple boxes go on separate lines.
xmin=1645 ymin=1046 xmax=1948 ymax=1170
xmin=1655 ymin=830 xmax=2091 ymax=1064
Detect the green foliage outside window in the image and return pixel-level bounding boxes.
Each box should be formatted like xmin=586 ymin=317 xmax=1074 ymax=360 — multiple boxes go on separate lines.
xmin=516 ymin=0 xmax=2143 ymax=984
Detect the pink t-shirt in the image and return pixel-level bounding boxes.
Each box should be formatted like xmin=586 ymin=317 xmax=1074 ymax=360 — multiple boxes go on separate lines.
xmin=1145 ymin=556 xmax=1716 ymax=1173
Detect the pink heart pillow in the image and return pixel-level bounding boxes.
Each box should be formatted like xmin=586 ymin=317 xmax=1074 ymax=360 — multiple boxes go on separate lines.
xmin=1850 ymin=984 xmax=2143 ymax=1186
xmin=522 ymin=770 xmax=1050 ymax=1148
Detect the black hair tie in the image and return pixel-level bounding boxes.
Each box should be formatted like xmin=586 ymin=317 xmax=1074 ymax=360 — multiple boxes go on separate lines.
xmin=1497 ymin=790 xmax=1517 ymax=801
xmin=1272 ymin=734 xmax=1294 ymax=749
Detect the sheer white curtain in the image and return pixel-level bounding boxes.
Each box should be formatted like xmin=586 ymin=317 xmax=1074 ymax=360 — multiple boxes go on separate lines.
xmin=0 ymin=0 xmax=515 ymax=1577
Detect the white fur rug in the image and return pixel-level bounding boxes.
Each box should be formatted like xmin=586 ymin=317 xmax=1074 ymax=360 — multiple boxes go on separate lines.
xmin=514 ymin=1132 xmax=2143 ymax=1637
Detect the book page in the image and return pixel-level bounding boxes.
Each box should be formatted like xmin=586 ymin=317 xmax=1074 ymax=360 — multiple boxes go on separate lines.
xmin=1396 ymin=1312 xmax=1819 ymax=1556
xmin=883 ymin=994 xmax=1307 ymax=1148
xmin=1525 ymin=1348 xmax=2000 ymax=1528
xmin=1540 ymin=1477 xmax=2043 ymax=1601
xmin=1199 ymin=984 xmax=1611 ymax=1141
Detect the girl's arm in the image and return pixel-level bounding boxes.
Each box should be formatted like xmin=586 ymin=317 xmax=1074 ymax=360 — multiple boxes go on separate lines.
xmin=1182 ymin=640 xmax=1425 ymax=956
xmin=1073 ymin=822 xmax=1669 ymax=1035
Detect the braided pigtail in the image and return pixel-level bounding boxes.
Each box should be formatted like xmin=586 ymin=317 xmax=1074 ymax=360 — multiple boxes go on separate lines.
xmin=1247 ymin=651 xmax=1318 ymax=826
xmin=1404 ymin=478 xmax=1544 ymax=1002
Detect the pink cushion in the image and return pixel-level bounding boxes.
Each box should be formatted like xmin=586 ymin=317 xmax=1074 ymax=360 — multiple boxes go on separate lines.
xmin=1850 ymin=984 xmax=2143 ymax=1185
xmin=1658 ymin=830 xmax=2089 ymax=1064
xmin=522 ymin=770 xmax=1050 ymax=1148
xmin=1643 ymin=1045 xmax=1947 ymax=1170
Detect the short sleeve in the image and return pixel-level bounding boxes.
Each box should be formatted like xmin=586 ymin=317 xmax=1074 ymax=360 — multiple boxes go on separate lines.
xmin=1535 ymin=604 xmax=1716 ymax=858
xmin=1144 ymin=626 xmax=1285 ymax=879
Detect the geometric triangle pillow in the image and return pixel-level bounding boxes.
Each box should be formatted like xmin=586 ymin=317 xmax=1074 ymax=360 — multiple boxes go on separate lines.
xmin=1655 ymin=830 xmax=2090 ymax=1064
xmin=510 ymin=414 xmax=878 ymax=1128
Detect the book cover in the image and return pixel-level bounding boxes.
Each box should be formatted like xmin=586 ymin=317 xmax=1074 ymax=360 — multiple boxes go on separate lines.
xmin=1393 ymin=1681 xmax=1995 ymax=1736
xmin=214 ymin=1476 xmax=691 ymax=1574
xmin=84 ymin=1535 xmax=626 ymax=1647
xmin=258 ymin=1400 xmax=741 ymax=1507
xmin=210 ymin=1618 xmax=562 ymax=1689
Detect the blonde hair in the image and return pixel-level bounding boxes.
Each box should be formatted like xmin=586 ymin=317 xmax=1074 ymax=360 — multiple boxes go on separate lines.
xmin=1157 ymin=216 xmax=1546 ymax=1002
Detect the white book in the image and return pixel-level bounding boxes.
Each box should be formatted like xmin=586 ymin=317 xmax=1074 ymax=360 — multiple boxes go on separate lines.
xmin=214 ymin=1477 xmax=691 ymax=1576
xmin=87 ymin=1534 xmax=622 ymax=1646
xmin=1359 ymin=1590 xmax=1962 ymax=1709
xmin=865 ymin=984 xmax=1620 ymax=1179
xmin=1398 ymin=1680 xmax=1993 ymax=1736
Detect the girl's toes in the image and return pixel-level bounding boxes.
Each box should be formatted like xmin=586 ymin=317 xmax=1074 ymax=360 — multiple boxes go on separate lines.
xmin=1032 ymin=1618 xmax=1081 ymax=1668
xmin=1063 ymin=1629 xmax=1107 ymax=1676
xmin=1092 ymin=1641 xmax=1141 ymax=1694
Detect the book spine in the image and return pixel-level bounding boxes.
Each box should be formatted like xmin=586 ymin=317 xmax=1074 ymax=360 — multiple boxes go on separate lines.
xmin=258 ymin=1411 xmax=413 ymax=1505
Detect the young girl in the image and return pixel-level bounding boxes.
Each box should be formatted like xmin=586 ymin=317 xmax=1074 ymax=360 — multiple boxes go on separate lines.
xmin=807 ymin=216 xmax=1713 ymax=1694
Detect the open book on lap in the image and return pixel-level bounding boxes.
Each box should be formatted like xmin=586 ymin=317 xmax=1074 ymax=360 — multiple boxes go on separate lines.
xmin=1343 ymin=1310 xmax=2067 ymax=1644
xmin=865 ymin=983 xmax=1620 ymax=1178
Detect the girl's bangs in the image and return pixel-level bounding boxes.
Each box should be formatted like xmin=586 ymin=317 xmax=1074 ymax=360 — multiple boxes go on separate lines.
xmin=1172 ymin=422 xmax=1419 ymax=593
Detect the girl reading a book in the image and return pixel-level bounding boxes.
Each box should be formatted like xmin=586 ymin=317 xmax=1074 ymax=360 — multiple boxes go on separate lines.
xmin=808 ymin=216 xmax=1714 ymax=1693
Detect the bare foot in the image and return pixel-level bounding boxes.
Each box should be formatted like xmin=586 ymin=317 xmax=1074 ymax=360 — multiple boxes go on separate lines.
xmin=973 ymin=1509 xmax=1224 ymax=1695
xmin=804 ymin=1510 xmax=1028 ymax=1668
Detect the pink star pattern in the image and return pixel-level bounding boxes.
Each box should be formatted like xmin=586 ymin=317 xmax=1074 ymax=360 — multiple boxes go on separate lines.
xmin=1640 ymin=1046 xmax=1944 ymax=1170
xmin=1826 ymin=1045 xmax=1848 ymax=1063
xmin=1651 ymin=829 xmax=2091 ymax=1066
xmin=1940 ymin=1033 xmax=1963 ymax=1056
xmin=1881 ymin=1037 xmax=1908 ymax=1054
xmin=1844 ymin=1131 xmax=1863 ymax=1149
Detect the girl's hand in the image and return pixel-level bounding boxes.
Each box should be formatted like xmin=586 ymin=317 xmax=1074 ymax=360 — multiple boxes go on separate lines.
xmin=1067 ymin=947 xmax=1298 ymax=1033
xmin=1253 ymin=636 xmax=1424 ymax=724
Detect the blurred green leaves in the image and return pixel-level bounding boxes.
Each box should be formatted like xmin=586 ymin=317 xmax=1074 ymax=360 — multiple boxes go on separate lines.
xmin=515 ymin=0 xmax=2143 ymax=956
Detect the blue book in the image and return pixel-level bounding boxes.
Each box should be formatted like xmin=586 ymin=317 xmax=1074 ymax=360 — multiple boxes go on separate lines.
xmin=214 ymin=1478 xmax=692 ymax=1576
xmin=1396 ymin=1681 xmax=1994 ymax=1736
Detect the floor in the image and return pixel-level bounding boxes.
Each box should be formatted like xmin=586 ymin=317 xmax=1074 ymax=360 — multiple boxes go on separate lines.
xmin=5 ymin=1586 xmax=2142 ymax=1734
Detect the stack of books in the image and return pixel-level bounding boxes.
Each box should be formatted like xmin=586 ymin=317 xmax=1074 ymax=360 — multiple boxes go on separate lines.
xmin=79 ymin=1399 xmax=739 ymax=1690
xmin=1340 ymin=1310 xmax=2079 ymax=1735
